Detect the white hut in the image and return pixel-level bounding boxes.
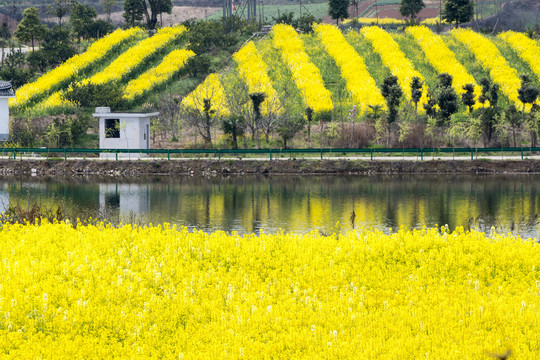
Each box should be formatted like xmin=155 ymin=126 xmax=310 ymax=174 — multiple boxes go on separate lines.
xmin=92 ymin=107 xmax=159 ymax=159
xmin=0 ymin=81 xmax=15 ymax=141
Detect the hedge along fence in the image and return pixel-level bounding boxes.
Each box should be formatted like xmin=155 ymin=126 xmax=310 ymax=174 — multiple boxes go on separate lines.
xmin=2 ymin=147 xmax=540 ymax=161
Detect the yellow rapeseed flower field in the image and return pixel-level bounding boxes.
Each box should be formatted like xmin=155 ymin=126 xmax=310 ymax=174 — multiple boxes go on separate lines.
xmin=406 ymin=26 xmax=482 ymax=105
xmin=232 ymin=42 xmax=282 ymax=116
xmin=272 ymin=24 xmax=333 ymax=114
xmin=452 ymin=28 xmax=524 ymax=108
xmin=182 ymin=73 xmax=230 ymax=116
xmin=38 ymin=26 xmax=187 ymax=111
xmin=10 ymin=28 xmax=144 ymax=108
xmin=498 ymin=31 xmax=540 ymax=81
xmin=0 ymin=222 xmax=538 ymax=358
xmin=314 ymin=24 xmax=386 ymax=113
xmin=361 ymin=26 xmax=429 ymax=105
xmin=86 ymin=26 xmax=187 ymax=86
xmin=123 ymin=49 xmax=195 ymax=100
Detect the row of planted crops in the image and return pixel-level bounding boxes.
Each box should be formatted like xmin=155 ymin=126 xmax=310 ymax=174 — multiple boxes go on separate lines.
xmin=0 ymin=222 xmax=538 ymax=358
xmin=10 ymin=23 xmax=540 ymax=120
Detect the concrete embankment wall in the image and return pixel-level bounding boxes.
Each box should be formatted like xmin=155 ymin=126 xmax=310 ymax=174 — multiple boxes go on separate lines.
xmin=1 ymin=159 xmax=540 ymax=176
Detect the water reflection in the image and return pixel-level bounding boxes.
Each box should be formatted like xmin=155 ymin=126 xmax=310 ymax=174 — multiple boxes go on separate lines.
xmin=0 ymin=183 xmax=8 ymax=213
xmin=0 ymin=175 xmax=538 ymax=238
xmin=99 ymin=184 xmax=150 ymax=217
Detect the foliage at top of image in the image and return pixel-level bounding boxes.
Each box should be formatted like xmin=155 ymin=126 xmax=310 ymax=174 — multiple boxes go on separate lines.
xmin=442 ymin=0 xmax=474 ymax=27
xmin=400 ymin=0 xmax=425 ymax=22
xmin=328 ymin=0 xmax=349 ymax=24
xmin=122 ymin=0 xmax=172 ymax=30
xmin=272 ymin=12 xmax=320 ymax=34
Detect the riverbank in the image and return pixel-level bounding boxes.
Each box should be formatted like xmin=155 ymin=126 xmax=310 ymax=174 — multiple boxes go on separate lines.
xmin=2 ymin=158 xmax=540 ymax=176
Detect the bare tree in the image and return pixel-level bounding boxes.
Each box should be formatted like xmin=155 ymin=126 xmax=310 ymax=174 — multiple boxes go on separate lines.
xmin=259 ymin=94 xmax=285 ymax=144
xmin=182 ymin=81 xmax=226 ymax=147
xmin=157 ymin=94 xmax=182 ymax=142
xmin=223 ymin=77 xmax=256 ymax=147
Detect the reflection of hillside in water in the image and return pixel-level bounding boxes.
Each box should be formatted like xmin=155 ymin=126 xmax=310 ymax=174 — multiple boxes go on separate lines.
xmin=0 ymin=175 xmax=538 ymax=238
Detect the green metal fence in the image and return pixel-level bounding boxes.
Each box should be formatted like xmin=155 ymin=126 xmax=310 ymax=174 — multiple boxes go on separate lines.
xmin=1 ymin=147 xmax=540 ymax=161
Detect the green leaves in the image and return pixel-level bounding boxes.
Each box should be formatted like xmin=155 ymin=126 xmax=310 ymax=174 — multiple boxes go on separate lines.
xmin=14 ymin=7 xmax=47 ymax=51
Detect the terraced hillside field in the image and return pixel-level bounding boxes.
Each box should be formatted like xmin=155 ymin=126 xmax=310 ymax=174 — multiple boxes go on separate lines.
xmin=13 ymin=24 xmax=540 ymax=120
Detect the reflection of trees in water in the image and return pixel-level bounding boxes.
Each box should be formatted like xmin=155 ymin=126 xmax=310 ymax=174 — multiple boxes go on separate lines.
xmin=1 ymin=175 xmax=539 ymax=236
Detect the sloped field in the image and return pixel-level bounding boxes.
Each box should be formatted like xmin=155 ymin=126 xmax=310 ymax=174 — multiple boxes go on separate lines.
xmin=14 ymin=25 xmax=540 ymax=118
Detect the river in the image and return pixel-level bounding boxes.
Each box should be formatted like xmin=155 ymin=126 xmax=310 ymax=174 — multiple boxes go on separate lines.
xmin=1 ymin=174 xmax=538 ymax=239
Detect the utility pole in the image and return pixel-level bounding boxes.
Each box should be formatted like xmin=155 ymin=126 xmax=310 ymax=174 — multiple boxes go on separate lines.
xmin=376 ymin=0 xmax=379 ymax=25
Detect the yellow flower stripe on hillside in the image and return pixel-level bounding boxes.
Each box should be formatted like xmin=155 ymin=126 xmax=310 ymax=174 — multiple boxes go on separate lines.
xmin=271 ymin=24 xmax=333 ymax=113
xmin=39 ymin=26 xmax=187 ymax=110
xmin=10 ymin=27 xmax=143 ymax=108
xmin=123 ymin=49 xmax=195 ymax=100
xmin=232 ymin=41 xmax=282 ymax=115
xmin=314 ymin=24 xmax=385 ymax=112
xmin=452 ymin=28 xmax=523 ymax=108
xmin=35 ymin=92 xmax=73 ymax=111
xmin=498 ymin=31 xmax=540 ymax=80
xmin=0 ymin=222 xmax=539 ymax=358
xmin=360 ymin=26 xmax=428 ymax=104
xmin=406 ymin=26 xmax=481 ymax=105
xmin=182 ymin=73 xmax=230 ymax=116
xmin=87 ymin=25 xmax=186 ymax=85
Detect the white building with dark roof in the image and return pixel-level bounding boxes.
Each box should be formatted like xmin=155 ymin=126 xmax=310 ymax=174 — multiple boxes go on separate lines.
xmin=0 ymin=81 xmax=15 ymax=141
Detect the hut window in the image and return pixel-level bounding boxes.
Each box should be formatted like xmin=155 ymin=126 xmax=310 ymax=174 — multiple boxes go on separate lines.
xmin=105 ymin=119 xmax=120 ymax=138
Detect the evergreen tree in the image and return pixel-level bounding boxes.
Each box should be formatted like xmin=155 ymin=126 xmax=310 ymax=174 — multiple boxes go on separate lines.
xmin=70 ymin=2 xmax=97 ymax=41
xmin=14 ymin=7 xmax=47 ymax=51
xmin=517 ymin=74 xmax=540 ymax=146
xmin=436 ymin=73 xmax=458 ymax=124
xmin=476 ymin=78 xmax=500 ymax=146
xmin=423 ymin=90 xmax=437 ymax=118
xmin=461 ymin=83 xmax=476 ymax=113
xmin=221 ymin=115 xmax=245 ymax=149
xmin=442 ymin=0 xmax=473 ymax=27
xmin=381 ymin=75 xmax=403 ymax=146
xmin=328 ymin=0 xmax=349 ymax=24
xmin=400 ymin=0 xmax=425 ymax=22
xmin=381 ymin=76 xmax=403 ymax=125
xmin=40 ymin=25 xmax=76 ymax=67
xmin=410 ymin=76 xmax=423 ymax=120
xmin=123 ymin=0 xmax=144 ymax=27
xmin=517 ymin=74 xmax=539 ymax=114
xmin=160 ymin=0 xmax=173 ymax=16
xmin=305 ymin=107 xmax=313 ymax=141
xmin=249 ymin=92 xmax=266 ymax=148
xmin=47 ymin=0 xmax=72 ymax=27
